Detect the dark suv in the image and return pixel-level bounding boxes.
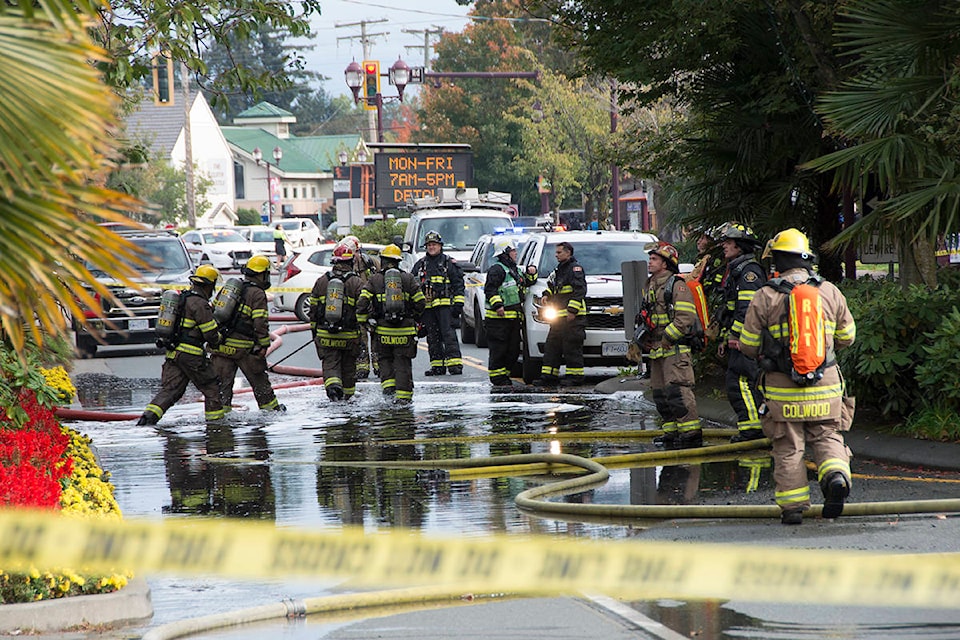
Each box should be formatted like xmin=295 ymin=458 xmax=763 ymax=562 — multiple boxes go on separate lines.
xmin=73 ymin=229 xmax=194 ymax=357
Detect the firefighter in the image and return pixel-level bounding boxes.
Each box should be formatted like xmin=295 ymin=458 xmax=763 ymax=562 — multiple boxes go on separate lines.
xmin=137 ymin=265 xmax=225 ymax=425
xmin=641 ymin=243 xmax=703 ymax=449
xmin=483 ymin=237 xmax=538 ymax=386
xmin=412 ymin=230 xmax=465 ymax=375
xmin=533 ymin=241 xmax=587 ymax=387
xmin=340 ymin=235 xmax=381 ymax=380
xmin=210 ymin=255 xmax=285 ymax=413
xmin=716 ymin=221 xmax=767 ymax=443
xmin=309 ymin=244 xmax=364 ymax=401
xmin=740 ymin=228 xmax=856 ymax=525
xmin=357 ymin=244 xmax=426 ymax=402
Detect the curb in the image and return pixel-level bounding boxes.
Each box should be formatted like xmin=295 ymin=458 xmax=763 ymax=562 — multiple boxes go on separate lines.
xmin=0 ymin=577 xmax=152 ymax=634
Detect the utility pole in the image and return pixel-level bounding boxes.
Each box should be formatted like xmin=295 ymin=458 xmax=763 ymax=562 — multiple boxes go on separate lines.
xmin=337 ymin=19 xmax=388 ymax=144
xmin=402 ymin=26 xmax=444 ymax=71
xmin=181 ymin=61 xmax=196 ymax=228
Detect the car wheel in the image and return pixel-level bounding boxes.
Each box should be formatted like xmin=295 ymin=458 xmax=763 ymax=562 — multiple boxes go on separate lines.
xmin=461 ymin=309 xmax=476 ymax=344
xmin=295 ymin=293 xmax=312 ymax=322
xmin=474 ymin=307 xmax=488 ymax=348
xmin=76 ymin=334 xmax=98 ymax=358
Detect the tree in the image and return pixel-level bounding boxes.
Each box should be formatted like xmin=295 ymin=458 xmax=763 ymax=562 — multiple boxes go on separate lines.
xmin=201 ymin=22 xmax=329 ymax=126
xmin=0 ymin=1 xmax=146 ymax=352
xmin=804 ymin=0 xmax=960 ymax=288
xmin=545 ymin=0 xmax=851 ymax=279
xmin=89 ymin=0 xmax=321 ymax=107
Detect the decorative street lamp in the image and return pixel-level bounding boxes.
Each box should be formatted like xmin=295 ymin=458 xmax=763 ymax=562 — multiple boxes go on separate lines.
xmin=344 ymin=57 xmax=411 ymax=143
xmin=252 ymin=145 xmax=282 ymax=223
xmin=337 ymin=149 xmax=348 ymax=166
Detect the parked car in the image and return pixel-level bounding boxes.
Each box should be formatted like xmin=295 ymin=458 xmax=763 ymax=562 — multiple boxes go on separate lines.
xmin=275 ymin=218 xmax=322 ymax=247
xmin=73 ymin=228 xmax=194 ymax=357
xmin=516 ymin=229 xmax=659 ymax=383
xmin=462 ymin=230 xmax=536 ymax=347
xmin=274 ymin=243 xmax=385 ymax=321
xmin=180 ymin=228 xmax=255 ymax=270
xmin=234 ymin=225 xmax=278 ymax=262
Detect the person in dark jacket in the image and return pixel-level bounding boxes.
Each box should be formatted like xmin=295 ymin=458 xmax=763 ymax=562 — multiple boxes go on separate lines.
xmin=309 ymin=244 xmax=364 ymax=401
xmin=210 ymin=255 xmax=284 ymax=413
xmin=716 ymin=221 xmax=767 ymax=443
xmin=484 ymin=237 xmax=537 ymax=386
xmin=137 ymin=265 xmax=225 ymax=425
xmin=534 ymin=241 xmax=587 ymax=387
xmin=412 ymin=230 xmax=465 ymax=376
xmin=357 ymin=244 xmax=426 ymax=402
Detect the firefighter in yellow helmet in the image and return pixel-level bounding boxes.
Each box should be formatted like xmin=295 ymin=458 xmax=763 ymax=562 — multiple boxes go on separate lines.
xmin=357 ymin=244 xmax=426 ymax=402
xmin=641 ymin=242 xmax=703 ymax=449
xmin=137 ymin=265 xmax=225 ymax=425
xmin=340 ymin=235 xmax=381 ymax=380
xmin=740 ymin=228 xmax=856 ymax=525
xmin=210 ymin=255 xmax=285 ymax=413
xmin=484 ymin=237 xmax=538 ymax=386
xmin=309 ymin=243 xmax=364 ymax=401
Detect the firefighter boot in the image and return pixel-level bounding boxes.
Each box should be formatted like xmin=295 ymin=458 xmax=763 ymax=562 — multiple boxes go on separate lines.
xmin=730 ymin=428 xmax=765 ymax=444
xmin=448 ymin=366 xmax=463 ymax=375
xmin=653 ymin=431 xmax=678 ymax=449
xmin=326 ymin=384 xmax=344 ymax=402
xmin=678 ymin=429 xmax=703 ymax=449
xmin=821 ymin=472 xmax=850 ymax=519
xmin=136 ymin=412 xmax=160 ymax=426
xmin=425 ymin=366 xmax=446 ymax=376
xmin=532 ymin=375 xmax=559 ymax=387
xmin=781 ymin=509 xmax=804 ymax=525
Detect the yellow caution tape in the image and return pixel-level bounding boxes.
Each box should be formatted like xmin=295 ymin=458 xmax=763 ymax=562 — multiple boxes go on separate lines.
xmin=2 ymin=508 xmax=960 ymax=607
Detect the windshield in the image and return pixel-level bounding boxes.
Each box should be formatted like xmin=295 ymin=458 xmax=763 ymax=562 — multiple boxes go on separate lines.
xmin=250 ymin=230 xmax=274 ymax=242
xmin=537 ymin=241 xmax=646 ymax=276
xmin=417 ymin=216 xmax=513 ymax=251
xmin=203 ymin=230 xmax=247 ymax=243
xmin=280 ymin=220 xmax=304 ymax=231
xmin=86 ymin=238 xmax=191 ymax=275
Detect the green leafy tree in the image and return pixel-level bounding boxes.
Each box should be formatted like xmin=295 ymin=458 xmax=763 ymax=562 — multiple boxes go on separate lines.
xmin=89 ymin=0 xmax=321 ymax=107
xmin=546 ymin=0 xmax=849 ymax=279
xmin=804 ymin=0 xmax=960 ymax=288
xmin=0 ymin=1 xmax=146 ymax=353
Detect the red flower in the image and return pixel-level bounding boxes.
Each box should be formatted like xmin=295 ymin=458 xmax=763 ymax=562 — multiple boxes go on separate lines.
xmin=0 ymin=389 xmax=71 ymax=508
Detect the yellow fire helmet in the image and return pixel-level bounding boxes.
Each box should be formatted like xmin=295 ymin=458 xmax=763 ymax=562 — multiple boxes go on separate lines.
xmin=763 ymin=228 xmax=813 ymax=260
xmin=245 ymin=254 xmax=271 ymax=274
xmin=190 ymin=264 xmax=220 ymax=285
xmin=381 ymin=244 xmax=403 ymax=260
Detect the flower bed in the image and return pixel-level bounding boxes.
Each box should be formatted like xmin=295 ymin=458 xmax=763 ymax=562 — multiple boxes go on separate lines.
xmin=0 ymin=360 xmax=130 ymax=604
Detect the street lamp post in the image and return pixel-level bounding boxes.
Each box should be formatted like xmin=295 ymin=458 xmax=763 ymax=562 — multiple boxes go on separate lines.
xmin=345 ymin=58 xmax=411 ymax=143
xmin=253 ymin=145 xmax=282 ymax=223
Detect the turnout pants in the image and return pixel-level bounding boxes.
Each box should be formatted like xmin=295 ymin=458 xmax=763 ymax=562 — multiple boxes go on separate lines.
xmin=485 ymin=317 xmax=521 ymax=384
xmin=144 ymin=351 xmax=224 ymax=422
xmin=762 ymin=417 xmax=851 ymax=512
xmin=423 ymin=306 xmax=462 ymax=369
xmin=540 ymin=319 xmax=585 ymax=380
xmin=726 ymin=349 xmax=763 ymax=432
xmin=315 ymin=341 xmax=360 ymax=398
xmin=374 ymin=331 xmax=417 ymax=401
xmin=211 ymin=349 xmax=279 ymax=410
xmin=649 ymin=350 xmax=699 ymax=436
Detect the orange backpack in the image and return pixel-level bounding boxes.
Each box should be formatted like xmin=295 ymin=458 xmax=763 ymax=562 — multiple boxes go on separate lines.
xmin=664 ymin=275 xmax=709 ymax=352
xmin=765 ymin=276 xmax=828 ymax=385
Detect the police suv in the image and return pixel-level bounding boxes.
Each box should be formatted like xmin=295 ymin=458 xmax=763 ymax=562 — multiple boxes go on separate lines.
xmin=516 ymin=229 xmax=659 ymax=383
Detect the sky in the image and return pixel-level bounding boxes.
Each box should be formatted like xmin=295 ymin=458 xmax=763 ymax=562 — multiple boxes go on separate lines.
xmin=296 ymin=0 xmax=475 ymax=98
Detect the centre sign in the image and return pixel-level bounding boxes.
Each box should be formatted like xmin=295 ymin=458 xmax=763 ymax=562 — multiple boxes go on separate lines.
xmin=374 ymin=152 xmax=473 ymax=209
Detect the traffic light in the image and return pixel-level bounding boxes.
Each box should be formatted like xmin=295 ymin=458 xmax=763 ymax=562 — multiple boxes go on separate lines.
xmin=362 ymin=60 xmax=380 ymax=111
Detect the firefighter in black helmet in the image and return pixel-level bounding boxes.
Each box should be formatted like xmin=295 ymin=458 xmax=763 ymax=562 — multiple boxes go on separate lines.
xmin=412 ymin=230 xmax=465 ymax=376
xmin=137 ymin=265 xmax=225 ymax=425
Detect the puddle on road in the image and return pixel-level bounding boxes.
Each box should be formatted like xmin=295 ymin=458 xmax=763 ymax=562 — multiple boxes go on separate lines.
xmin=68 ymin=373 xmax=960 ymax=638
